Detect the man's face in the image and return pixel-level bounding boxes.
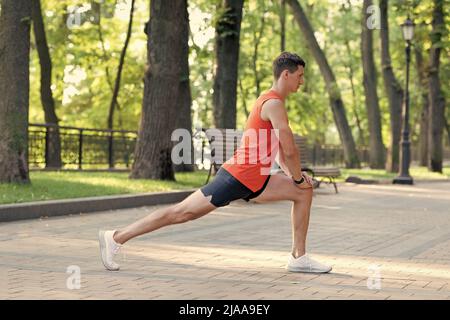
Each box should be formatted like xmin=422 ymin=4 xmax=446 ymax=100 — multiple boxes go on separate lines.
xmin=285 ymin=65 xmax=304 ymax=93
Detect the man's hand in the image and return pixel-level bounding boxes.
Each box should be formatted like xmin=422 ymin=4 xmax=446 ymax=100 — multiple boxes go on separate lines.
xmin=294 ymin=171 xmax=313 ymax=189
xmin=302 ymin=171 xmax=314 ymax=185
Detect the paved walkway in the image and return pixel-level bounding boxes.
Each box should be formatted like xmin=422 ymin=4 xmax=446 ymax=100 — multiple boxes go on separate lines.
xmin=0 ymin=181 xmax=449 ymax=300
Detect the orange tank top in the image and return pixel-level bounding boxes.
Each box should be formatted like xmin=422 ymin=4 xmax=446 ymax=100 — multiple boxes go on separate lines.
xmin=221 ymin=90 xmax=282 ymax=192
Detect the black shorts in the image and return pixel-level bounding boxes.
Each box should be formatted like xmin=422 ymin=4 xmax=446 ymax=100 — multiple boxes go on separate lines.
xmin=200 ymin=167 xmax=271 ymax=207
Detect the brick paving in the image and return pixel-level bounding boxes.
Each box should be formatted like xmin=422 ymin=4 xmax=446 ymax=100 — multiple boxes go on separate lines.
xmin=0 ymin=181 xmax=449 ymax=300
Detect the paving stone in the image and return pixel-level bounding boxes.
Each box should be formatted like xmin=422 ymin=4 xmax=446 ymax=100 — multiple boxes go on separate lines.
xmin=0 ymin=181 xmax=449 ymax=299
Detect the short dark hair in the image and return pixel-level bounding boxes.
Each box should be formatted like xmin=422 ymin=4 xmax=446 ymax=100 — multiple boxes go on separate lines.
xmin=272 ymin=52 xmax=306 ymax=79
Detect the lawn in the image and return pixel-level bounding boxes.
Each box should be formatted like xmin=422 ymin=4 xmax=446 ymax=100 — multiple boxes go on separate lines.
xmin=0 ymin=166 xmax=448 ymax=205
xmin=339 ymin=166 xmax=450 ymax=182
xmin=0 ymin=170 xmax=209 ymax=205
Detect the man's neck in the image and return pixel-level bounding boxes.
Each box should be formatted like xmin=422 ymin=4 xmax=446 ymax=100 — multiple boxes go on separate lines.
xmin=270 ymin=83 xmax=289 ymax=100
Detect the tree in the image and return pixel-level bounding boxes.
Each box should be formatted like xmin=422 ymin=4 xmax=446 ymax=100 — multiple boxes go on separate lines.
xmin=427 ymin=0 xmax=445 ymax=172
xmin=31 ymin=0 xmax=62 ymax=169
xmin=414 ymin=43 xmax=429 ymax=167
xmin=380 ymin=0 xmax=403 ymax=172
xmin=251 ymin=1 xmax=267 ymax=98
xmin=361 ymin=0 xmax=385 ymax=169
xmin=107 ymin=0 xmax=136 ymax=131
xmin=213 ymin=0 xmax=244 ymax=129
xmin=343 ymin=37 xmax=365 ymax=146
xmin=278 ymin=0 xmax=286 ymax=52
xmin=130 ymin=0 xmax=189 ymax=180
xmin=104 ymin=0 xmax=136 ymax=170
xmin=342 ymin=13 xmax=365 ymax=146
xmin=338 ymin=1 xmax=366 ymax=147
xmin=0 ymin=0 xmax=32 ymax=183
xmin=174 ymin=0 xmax=194 ymax=173
xmin=445 ymin=119 xmax=450 ymax=145
xmin=286 ymin=0 xmax=360 ymax=168
xmin=96 ymin=3 xmax=115 ymax=101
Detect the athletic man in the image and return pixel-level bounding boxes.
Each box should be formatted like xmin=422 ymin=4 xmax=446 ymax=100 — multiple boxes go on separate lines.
xmin=99 ymin=52 xmax=332 ymax=273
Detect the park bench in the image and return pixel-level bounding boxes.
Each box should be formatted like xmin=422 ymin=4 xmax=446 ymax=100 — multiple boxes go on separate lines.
xmin=201 ymin=129 xmax=340 ymax=193
xmin=202 ymin=128 xmax=243 ymax=184
xmin=293 ymin=134 xmax=341 ymax=193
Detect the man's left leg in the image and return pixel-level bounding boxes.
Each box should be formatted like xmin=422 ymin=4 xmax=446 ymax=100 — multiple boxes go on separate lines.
xmin=252 ymin=173 xmax=331 ymax=273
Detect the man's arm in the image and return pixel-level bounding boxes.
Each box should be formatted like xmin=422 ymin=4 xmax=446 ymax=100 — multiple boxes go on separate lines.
xmin=261 ymin=99 xmax=303 ymax=181
xmin=276 ymin=144 xmax=292 ymax=177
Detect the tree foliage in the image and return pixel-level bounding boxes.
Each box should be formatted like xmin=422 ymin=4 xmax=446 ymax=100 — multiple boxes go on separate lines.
xmin=25 ymin=0 xmax=448 ymax=151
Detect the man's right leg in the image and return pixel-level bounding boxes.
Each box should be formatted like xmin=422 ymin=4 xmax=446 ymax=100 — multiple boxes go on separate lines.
xmin=114 ymin=189 xmax=217 ymax=244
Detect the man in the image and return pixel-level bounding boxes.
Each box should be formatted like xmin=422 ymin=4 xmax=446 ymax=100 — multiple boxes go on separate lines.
xmin=99 ymin=52 xmax=332 ymax=273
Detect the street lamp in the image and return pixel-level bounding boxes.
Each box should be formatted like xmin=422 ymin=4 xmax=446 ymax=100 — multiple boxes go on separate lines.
xmin=393 ymin=16 xmax=415 ymax=185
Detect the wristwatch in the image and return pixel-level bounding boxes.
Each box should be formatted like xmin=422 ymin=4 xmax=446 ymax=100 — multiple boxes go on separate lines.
xmin=292 ymin=176 xmax=305 ymax=184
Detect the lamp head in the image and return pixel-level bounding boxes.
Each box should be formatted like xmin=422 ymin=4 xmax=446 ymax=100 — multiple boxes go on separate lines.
xmin=401 ymin=16 xmax=415 ymax=41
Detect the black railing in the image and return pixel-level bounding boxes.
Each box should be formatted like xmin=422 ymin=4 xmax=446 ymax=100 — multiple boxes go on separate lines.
xmin=29 ymin=123 xmax=137 ymax=170
xmin=309 ymin=144 xmax=370 ymax=167
xmin=29 ymin=124 xmax=446 ymax=170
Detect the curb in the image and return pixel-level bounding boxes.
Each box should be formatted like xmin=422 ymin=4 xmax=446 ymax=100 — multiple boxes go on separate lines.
xmin=0 ymin=189 xmax=196 ymax=223
xmin=343 ymin=178 xmax=449 ymax=185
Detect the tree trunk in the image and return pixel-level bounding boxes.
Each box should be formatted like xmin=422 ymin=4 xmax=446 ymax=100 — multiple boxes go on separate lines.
xmin=445 ymin=118 xmax=450 ymax=145
xmin=341 ymin=2 xmax=365 ymax=147
xmin=287 ymin=0 xmax=360 ymax=168
xmin=130 ymin=0 xmax=187 ymax=180
xmin=280 ymin=0 xmax=286 ymax=52
xmin=414 ymin=45 xmax=429 ymax=167
xmin=0 ymin=0 xmax=31 ymax=183
xmin=379 ymin=0 xmax=403 ymax=172
xmin=427 ymin=0 xmax=445 ymax=172
xmin=174 ymin=1 xmax=194 ymax=173
xmin=107 ymin=0 xmax=135 ymax=131
xmin=239 ymin=79 xmax=249 ymax=118
xmin=252 ymin=8 xmax=266 ymax=98
xmin=97 ymin=11 xmax=115 ymax=96
xmin=343 ymin=39 xmax=365 ymax=146
xmin=213 ymin=0 xmax=244 ymax=129
xmin=347 ymin=58 xmax=365 ymax=147
xmin=361 ymin=0 xmax=385 ymax=169
xmin=31 ymin=0 xmax=62 ymax=169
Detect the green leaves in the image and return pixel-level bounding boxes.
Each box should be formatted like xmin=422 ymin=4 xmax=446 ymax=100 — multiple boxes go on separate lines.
xmin=26 ymin=0 xmax=448 ymax=148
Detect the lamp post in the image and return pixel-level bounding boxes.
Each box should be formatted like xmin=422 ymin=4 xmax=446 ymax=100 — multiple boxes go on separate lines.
xmin=394 ymin=16 xmax=415 ymax=185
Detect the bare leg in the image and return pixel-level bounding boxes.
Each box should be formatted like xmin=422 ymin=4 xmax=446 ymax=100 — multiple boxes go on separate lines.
xmin=252 ymin=173 xmax=330 ymax=272
xmin=252 ymin=173 xmax=314 ymax=258
xmin=113 ymin=206 xmax=177 ymax=244
xmin=114 ymin=190 xmax=216 ymax=244
xmin=290 ymin=188 xmax=313 ymax=258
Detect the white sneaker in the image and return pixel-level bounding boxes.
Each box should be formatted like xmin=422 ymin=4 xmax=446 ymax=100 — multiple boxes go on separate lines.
xmin=98 ymin=230 xmax=122 ymax=271
xmin=286 ymin=253 xmax=332 ymax=273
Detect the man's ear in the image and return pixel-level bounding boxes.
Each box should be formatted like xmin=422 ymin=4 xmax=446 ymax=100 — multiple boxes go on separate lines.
xmin=282 ymin=70 xmax=289 ymax=79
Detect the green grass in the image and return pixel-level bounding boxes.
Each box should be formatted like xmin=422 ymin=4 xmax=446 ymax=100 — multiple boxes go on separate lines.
xmin=0 ymin=170 xmax=209 ymax=205
xmin=338 ymin=166 xmax=450 ymax=182
xmin=1 ymin=166 xmax=448 ymax=205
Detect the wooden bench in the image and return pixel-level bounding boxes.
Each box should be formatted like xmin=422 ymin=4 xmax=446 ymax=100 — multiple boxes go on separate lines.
xmin=202 ymin=128 xmax=243 ymax=184
xmin=293 ymin=134 xmax=341 ymax=193
xmin=201 ymin=129 xmax=340 ymax=193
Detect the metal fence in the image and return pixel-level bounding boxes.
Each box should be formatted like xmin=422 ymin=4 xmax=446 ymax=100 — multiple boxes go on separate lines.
xmin=28 ymin=123 xmax=449 ymax=170
xmin=29 ymin=123 xmax=137 ymax=169
xmin=302 ymin=144 xmax=450 ymax=167
xmin=307 ymin=144 xmax=369 ymax=167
